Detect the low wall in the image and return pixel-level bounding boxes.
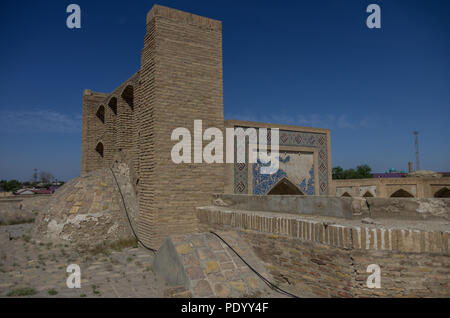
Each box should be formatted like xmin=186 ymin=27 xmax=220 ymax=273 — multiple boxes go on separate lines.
xmin=212 ymin=194 xmax=359 ymax=219
xmin=211 ymin=194 xmax=450 ymax=221
xmin=0 ymin=197 xmax=23 ymax=213
xmin=242 ymin=231 xmax=449 ymax=297
xmin=0 ymin=195 xmax=52 ymax=225
xmin=197 ymin=208 xmax=450 ymax=297
xmin=367 ymin=197 xmax=450 ymax=220
xmin=2 ymin=195 xmax=52 ymax=211
xmin=331 ymin=177 xmax=450 ymax=198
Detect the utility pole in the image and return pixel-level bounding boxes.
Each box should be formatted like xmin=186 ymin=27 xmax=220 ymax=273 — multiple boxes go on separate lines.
xmin=413 ymin=131 xmax=420 ymax=171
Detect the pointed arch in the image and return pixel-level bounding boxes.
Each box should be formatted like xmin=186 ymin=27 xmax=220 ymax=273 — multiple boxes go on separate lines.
xmin=267 ymin=178 xmax=304 ymax=195
xmin=108 ymin=97 xmax=117 ymax=115
xmin=390 ymin=189 xmax=414 ymax=198
xmin=95 ymin=142 xmax=104 ymax=158
xmin=434 ymin=187 xmax=450 ymax=198
xmin=362 ymin=191 xmax=374 ymax=197
xmin=96 ymin=105 xmax=105 ymax=123
xmin=341 ymin=192 xmax=352 ymax=197
xmin=121 ymin=85 xmax=134 ymax=111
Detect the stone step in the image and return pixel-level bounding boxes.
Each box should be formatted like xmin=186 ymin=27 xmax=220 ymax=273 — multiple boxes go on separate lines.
xmin=152 ymin=231 xmax=277 ymax=297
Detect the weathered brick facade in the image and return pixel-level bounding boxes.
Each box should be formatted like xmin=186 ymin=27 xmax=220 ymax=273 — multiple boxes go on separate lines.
xmin=80 ymin=5 xmax=332 ymax=249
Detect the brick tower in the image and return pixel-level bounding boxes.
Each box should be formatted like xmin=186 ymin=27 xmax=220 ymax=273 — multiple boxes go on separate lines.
xmin=138 ymin=5 xmax=225 ymax=248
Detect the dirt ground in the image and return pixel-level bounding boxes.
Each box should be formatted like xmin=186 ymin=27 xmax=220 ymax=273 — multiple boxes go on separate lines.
xmin=0 ymin=223 xmax=170 ymax=298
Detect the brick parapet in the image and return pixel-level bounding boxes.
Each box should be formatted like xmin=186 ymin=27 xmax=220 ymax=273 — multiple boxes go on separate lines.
xmin=146 ymin=4 xmax=221 ymax=31
xmin=197 ymin=208 xmax=449 ymax=255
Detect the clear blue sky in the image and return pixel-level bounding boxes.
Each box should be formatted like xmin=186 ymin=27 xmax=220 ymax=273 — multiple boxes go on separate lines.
xmin=0 ymin=0 xmax=449 ymax=181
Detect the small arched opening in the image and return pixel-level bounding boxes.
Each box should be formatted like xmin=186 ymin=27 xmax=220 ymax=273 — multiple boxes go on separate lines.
xmin=434 ymin=187 xmax=450 ymax=198
xmin=121 ymin=85 xmax=134 ymax=111
xmin=95 ymin=142 xmax=104 ymax=158
xmin=108 ymin=97 xmax=117 ymax=115
xmin=390 ymin=189 xmax=414 ymax=198
xmin=267 ymin=178 xmax=304 ymax=195
xmin=96 ymin=105 xmax=105 ymax=123
xmin=341 ymin=192 xmax=352 ymax=197
xmin=362 ymin=191 xmax=374 ymax=197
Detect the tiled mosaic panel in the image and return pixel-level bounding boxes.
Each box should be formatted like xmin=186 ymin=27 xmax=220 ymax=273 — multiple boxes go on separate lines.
xmin=253 ymin=156 xmax=315 ymax=195
xmin=233 ymin=128 xmax=328 ymax=195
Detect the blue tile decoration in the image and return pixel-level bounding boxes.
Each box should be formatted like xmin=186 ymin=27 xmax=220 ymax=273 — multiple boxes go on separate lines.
xmin=252 ymin=157 xmax=315 ymax=195
xmin=252 ymin=158 xmax=288 ymax=195
xmin=233 ymin=126 xmax=328 ymax=195
xmin=298 ymin=165 xmax=315 ymax=195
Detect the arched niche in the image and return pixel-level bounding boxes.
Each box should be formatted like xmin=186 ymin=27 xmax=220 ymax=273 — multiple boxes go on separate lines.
xmin=267 ymin=178 xmax=304 ymax=195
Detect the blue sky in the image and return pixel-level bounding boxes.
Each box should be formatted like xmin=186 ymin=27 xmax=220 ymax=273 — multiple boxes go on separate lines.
xmin=0 ymin=0 xmax=449 ymax=181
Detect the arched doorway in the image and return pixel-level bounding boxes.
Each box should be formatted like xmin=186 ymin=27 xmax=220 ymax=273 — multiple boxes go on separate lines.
xmin=390 ymin=189 xmax=414 ymax=198
xmin=267 ymin=178 xmax=304 ymax=195
xmin=95 ymin=142 xmax=104 ymax=158
xmin=434 ymin=187 xmax=450 ymax=198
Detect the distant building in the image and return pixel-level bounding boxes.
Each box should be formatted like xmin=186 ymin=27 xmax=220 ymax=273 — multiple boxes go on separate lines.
xmin=32 ymin=189 xmax=52 ymax=195
xmin=14 ymin=188 xmax=52 ymax=195
xmin=14 ymin=189 xmax=36 ymax=195
xmin=332 ymin=169 xmax=450 ymax=198
xmin=372 ymin=167 xmax=407 ymax=179
xmin=372 ymin=172 xmax=406 ymax=178
xmin=48 ymin=186 xmax=59 ymax=193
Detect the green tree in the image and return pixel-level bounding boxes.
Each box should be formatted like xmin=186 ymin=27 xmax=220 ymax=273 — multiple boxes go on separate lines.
xmin=332 ymin=165 xmax=372 ymax=180
xmin=343 ymin=168 xmax=356 ymax=179
xmin=5 ymin=180 xmax=21 ymax=192
xmin=0 ymin=179 xmax=7 ymax=191
xmin=355 ymin=164 xmax=372 ymax=179
xmin=332 ymin=166 xmax=345 ymax=180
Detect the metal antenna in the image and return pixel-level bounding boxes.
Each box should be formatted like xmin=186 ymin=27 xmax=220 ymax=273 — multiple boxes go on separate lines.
xmin=413 ymin=131 xmax=420 ymax=171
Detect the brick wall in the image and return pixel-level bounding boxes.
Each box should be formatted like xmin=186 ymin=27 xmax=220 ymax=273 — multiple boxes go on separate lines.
xmin=118 ymin=86 xmax=134 ymax=153
xmin=104 ymin=97 xmax=117 ymax=167
xmin=244 ymin=232 xmax=449 ymax=297
xmin=137 ymin=5 xmax=225 ymax=248
xmin=331 ymin=177 xmax=450 ymax=198
xmin=81 ymin=73 xmax=139 ymax=174
xmin=198 ymin=208 xmax=450 ymax=297
xmin=79 ymin=5 xmax=338 ymax=250
xmin=81 ymin=90 xmax=107 ymax=175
